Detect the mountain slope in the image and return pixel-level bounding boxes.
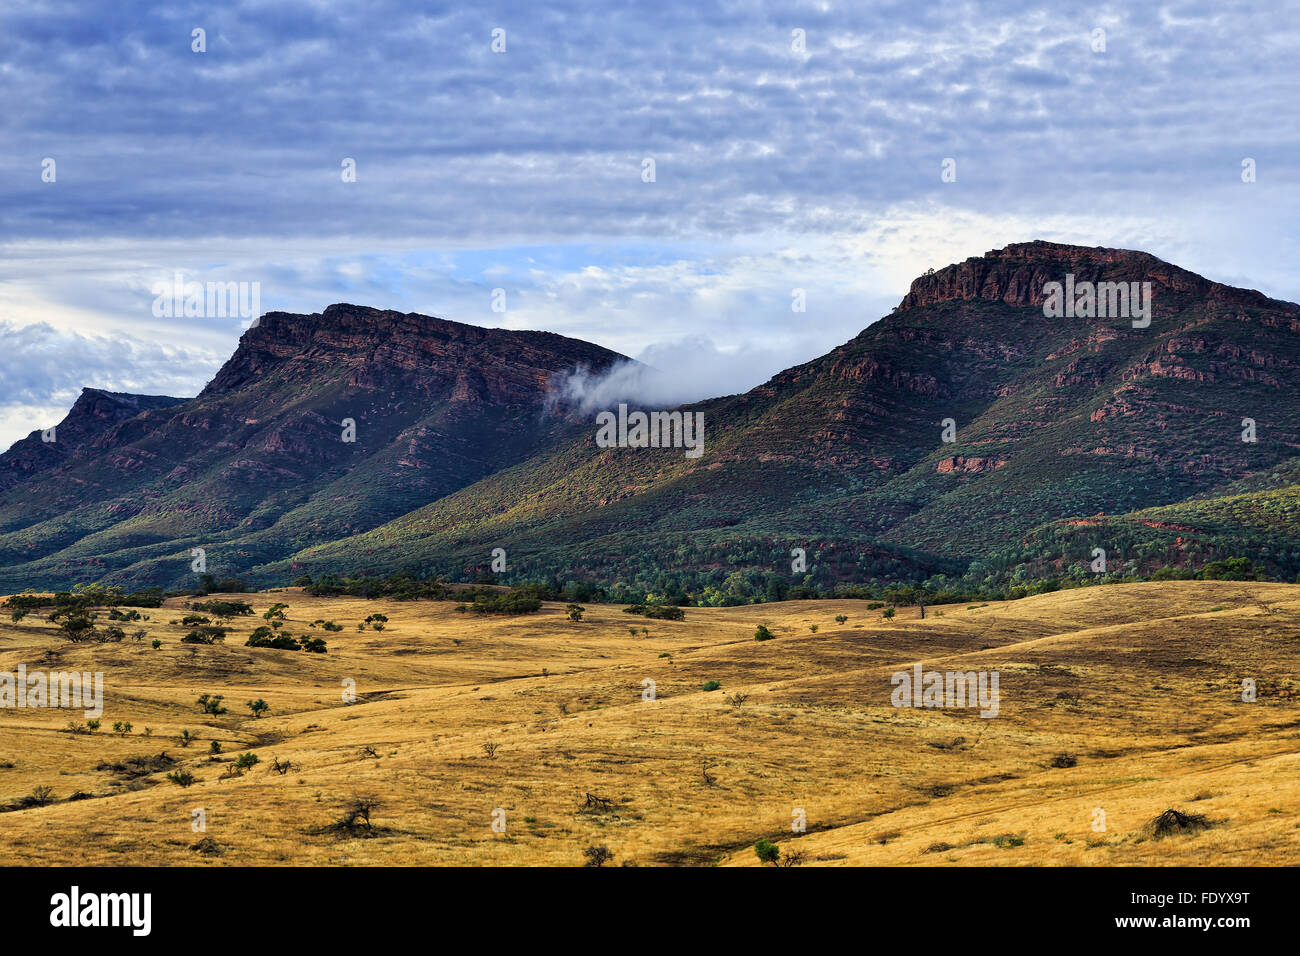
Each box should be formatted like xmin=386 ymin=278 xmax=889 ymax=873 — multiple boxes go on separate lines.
xmin=0 ymin=305 xmax=625 ymax=591
xmin=0 ymin=388 xmax=187 ymax=493
xmin=4 ymin=242 xmax=1298 ymax=594
xmin=271 ymin=242 xmax=1300 ymax=589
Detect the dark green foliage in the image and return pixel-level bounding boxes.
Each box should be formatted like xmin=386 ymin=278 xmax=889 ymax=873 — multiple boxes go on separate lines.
xmin=245 ymin=629 xmax=303 ymax=650
xmin=753 ymin=839 xmax=780 ymax=865
xmin=181 ymin=626 xmax=227 ymax=644
xmin=166 ymin=770 xmax=196 ymax=787
xmin=194 ymin=574 xmax=250 ymax=595
xmin=455 ymin=592 xmax=543 ymax=615
xmin=196 ymin=694 xmax=227 ymax=715
xmin=190 ymin=599 xmax=253 ymax=618
xmin=622 ymin=603 xmax=684 ymax=621
xmin=233 ymin=752 xmax=259 ymax=772
xmin=245 ymin=627 xmax=327 ymax=653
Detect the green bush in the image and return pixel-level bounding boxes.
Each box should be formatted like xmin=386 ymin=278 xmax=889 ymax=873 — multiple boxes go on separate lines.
xmin=190 ymin=599 xmax=253 ymax=618
xmin=754 ymin=839 xmax=780 ymax=865
xmin=622 ymin=603 xmax=684 ymax=621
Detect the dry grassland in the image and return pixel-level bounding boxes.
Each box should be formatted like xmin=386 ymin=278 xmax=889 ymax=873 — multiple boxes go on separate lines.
xmin=1 ymin=582 xmax=1296 ymax=866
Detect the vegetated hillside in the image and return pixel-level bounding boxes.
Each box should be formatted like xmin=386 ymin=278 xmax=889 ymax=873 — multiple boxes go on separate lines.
xmin=0 ymin=388 xmax=187 ymax=493
xmin=1011 ymin=455 xmax=1300 ymax=580
xmin=1 ymin=581 xmax=1295 ymax=866
xmin=0 ymin=305 xmax=626 ymax=592
xmin=4 ymin=242 xmax=1298 ymax=596
xmin=271 ymin=241 xmax=1300 ymax=591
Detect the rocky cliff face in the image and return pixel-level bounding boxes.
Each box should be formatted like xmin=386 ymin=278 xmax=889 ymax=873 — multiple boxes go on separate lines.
xmin=203 ymin=304 xmax=621 ymax=408
xmin=898 ymin=240 xmax=1275 ymax=312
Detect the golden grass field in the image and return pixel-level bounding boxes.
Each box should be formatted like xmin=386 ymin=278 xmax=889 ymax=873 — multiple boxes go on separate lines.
xmin=0 ymin=581 xmax=1297 ymax=866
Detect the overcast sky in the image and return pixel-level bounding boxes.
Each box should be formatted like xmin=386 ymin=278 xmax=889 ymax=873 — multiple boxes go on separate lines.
xmin=2 ymin=0 xmax=1298 ymax=449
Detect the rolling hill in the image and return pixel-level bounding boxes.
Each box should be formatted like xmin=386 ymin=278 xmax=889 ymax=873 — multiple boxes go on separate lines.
xmin=1 ymin=581 xmax=1296 ymax=865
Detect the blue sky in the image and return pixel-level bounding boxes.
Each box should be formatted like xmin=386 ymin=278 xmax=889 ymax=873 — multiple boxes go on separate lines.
xmin=2 ymin=0 xmax=1298 ymax=448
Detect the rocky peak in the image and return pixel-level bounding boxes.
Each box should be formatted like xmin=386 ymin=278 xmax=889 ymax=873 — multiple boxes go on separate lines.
xmin=202 ymin=304 xmax=626 ymax=402
xmin=898 ymin=240 xmax=1276 ymax=312
xmin=0 ymin=387 xmax=186 ymax=489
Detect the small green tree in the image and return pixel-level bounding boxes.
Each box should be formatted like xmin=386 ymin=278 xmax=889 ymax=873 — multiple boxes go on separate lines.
xmin=234 ymin=752 xmax=259 ymax=773
xmin=566 ymin=604 xmax=585 ymax=622
xmin=166 ymin=770 xmax=196 ymax=787
xmin=56 ymin=610 xmax=97 ymax=642
xmin=754 ymin=624 xmax=774 ymax=641
xmin=247 ymin=698 xmax=269 ymax=719
xmin=754 ymin=839 xmax=780 ymax=865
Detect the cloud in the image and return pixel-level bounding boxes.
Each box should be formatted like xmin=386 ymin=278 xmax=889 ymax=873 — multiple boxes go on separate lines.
xmin=0 ymin=321 xmax=216 ymax=450
xmin=555 ymin=335 xmax=793 ymax=413
xmin=1 ymin=0 xmax=1297 ymax=436
xmin=1 ymin=0 xmax=1296 ymax=245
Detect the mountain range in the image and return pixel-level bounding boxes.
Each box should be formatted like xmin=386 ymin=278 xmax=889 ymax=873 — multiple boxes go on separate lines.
xmin=3 ymin=241 xmax=1299 ymax=595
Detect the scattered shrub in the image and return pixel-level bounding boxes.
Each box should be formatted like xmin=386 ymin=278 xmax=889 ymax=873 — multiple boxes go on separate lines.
xmin=622 ymin=603 xmax=684 ymax=621
xmin=582 ymin=845 xmax=613 ymax=867
xmin=1146 ymin=808 xmax=1212 ymax=839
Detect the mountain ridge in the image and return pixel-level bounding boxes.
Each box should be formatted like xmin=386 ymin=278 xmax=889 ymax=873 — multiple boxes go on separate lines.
xmin=3 ymin=242 xmax=1299 ymax=594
